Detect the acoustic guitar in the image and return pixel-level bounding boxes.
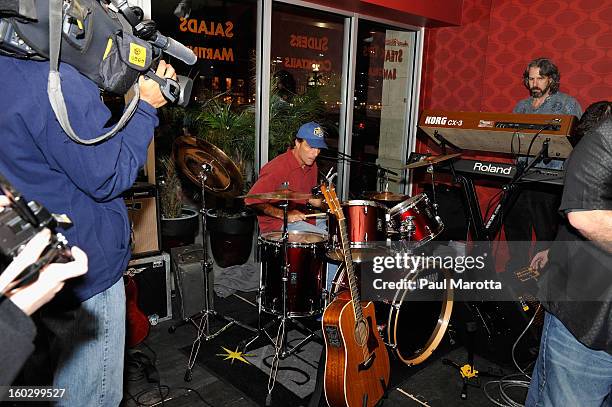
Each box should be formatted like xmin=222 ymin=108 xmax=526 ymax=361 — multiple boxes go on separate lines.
xmin=321 ymin=183 xmax=390 ymax=407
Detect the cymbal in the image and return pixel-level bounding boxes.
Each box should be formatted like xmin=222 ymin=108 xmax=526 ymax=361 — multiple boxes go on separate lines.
xmin=403 ymin=153 xmax=461 ymax=169
xmin=174 ymin=136 xmax=243 ymax=198
xmin=364 ymin=191 xmax=406 ymax=202
xmin=240 ymin=189 xmax=314 ymax=201
xmin=326 ymin=246 xmax=392 ymax=263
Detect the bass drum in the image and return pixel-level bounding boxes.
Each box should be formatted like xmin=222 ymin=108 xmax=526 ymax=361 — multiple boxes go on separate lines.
xmin=332 ymin=264 xmax=453 ymax=366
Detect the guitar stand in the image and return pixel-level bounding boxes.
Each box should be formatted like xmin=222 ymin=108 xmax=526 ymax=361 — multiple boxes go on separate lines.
xmin=442 ymin=320 xmax=503 ymax=400
xmin=172 ymin=164 xmax=257 ymax=382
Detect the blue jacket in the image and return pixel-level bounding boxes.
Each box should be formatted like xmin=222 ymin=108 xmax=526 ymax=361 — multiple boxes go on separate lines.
xmin=0 ymin=56 xmax=159 ymax=302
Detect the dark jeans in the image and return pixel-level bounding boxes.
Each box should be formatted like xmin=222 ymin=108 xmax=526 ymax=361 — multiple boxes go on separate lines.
xmin=503 ymin=187 xmax=562 ymax=272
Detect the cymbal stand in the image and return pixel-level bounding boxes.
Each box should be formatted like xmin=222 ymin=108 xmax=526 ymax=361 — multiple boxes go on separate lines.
xmin=377 ymin=165 xmax=399 ymax=193
xmin=426 ymin=163 xmax=439 ymax=215
xmin=182 ymin=164 xmax=256 ymax=381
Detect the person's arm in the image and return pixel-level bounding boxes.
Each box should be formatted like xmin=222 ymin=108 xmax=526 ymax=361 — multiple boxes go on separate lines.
xmin=0 ymin=236 xmax=87 ymax=386
xmin=0 ymin=228 xmax=88 ymax=315
xmin=560 ymin=123 xmax=612 ymax=252
xmin=41 ymin=61 xmax=176 ymax=202
xmin=0 ymin=300 xmax=36 ymax=386
xmin=567 ymin=210 xmax=612 ymax=253
xmin=250 ymin=203 xmax=306 ymax=223
xmin=530 ymin=249 xmax=550 ymax=270
xmin=512 ymin=99 xmax=526 ymax=113
xmin=0 ymin=196 xmax=88 ymax=386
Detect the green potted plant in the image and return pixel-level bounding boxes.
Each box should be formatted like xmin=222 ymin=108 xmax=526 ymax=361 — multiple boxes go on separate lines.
xmin=158 ymin=156 xmax=199 ymax=251
xmin=190 ymin=99 xmax=256 ymax=267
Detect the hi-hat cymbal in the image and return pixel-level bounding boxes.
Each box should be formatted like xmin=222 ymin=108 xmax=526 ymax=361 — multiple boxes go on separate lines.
xmin=364 ymin=191 xmax=406 ymax=202
xmin=403 ymin=153 xmax=461 ymax=169
xmin=240 ymin=189 xmax=314 ymax=201
xmin=174 ymin=136 xmax=243 ymax=198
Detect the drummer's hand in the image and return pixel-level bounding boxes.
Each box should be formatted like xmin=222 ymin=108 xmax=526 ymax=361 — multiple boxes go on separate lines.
xmin=308 ymin=198 xmax=323 ymax=208
xmin=287 ymin=210 xmax=306 ymax=223
xmin=530 ymin=249 xmax=549 ymax=271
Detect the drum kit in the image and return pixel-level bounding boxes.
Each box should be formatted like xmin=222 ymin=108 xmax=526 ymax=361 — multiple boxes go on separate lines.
xmin=170 ymin=135 xmax=462 ymax=394
xmin=238 ymin=152 xmax=462 ymax=374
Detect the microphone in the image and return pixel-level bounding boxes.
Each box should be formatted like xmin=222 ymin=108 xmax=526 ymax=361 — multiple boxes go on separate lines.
xmin=110 ymin=0 xmax=197 ymax=65
xmin=149 ymin=32 xmax=197 ymax=65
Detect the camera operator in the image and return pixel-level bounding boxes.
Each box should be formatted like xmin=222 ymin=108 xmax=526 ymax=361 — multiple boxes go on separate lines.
xmin=0 ymin=46 xmax=175 ymax=404
xmin=0 ymin=196 xmax=88 ymax=389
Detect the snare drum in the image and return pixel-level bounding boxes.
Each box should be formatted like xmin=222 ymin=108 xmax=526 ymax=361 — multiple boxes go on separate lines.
xmin=388 ymin=194 xmax=444 ymax=244
xmin=259 ymin=231 xmax=327 ymax=317
xmin=328 ymin=200 xmax=386 ymax=248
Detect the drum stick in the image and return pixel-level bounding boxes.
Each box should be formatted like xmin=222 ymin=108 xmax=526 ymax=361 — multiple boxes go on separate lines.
xmin=395 ymin=388 xmax=431 ymax=406
xmin=304 ymin=213 xmax=327 ymax=218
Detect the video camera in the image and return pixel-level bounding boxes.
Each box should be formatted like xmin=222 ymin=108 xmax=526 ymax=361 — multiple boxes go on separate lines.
xmin=0 ymin=0 xmax=197 ymax=144
xmin=1 ymin=0 xmax=195 ymax=105
xmin=0 ymin=173 xmax=73 ymax=290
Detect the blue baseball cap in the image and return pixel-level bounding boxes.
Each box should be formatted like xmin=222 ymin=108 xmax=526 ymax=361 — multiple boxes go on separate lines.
xmin=297 ymin=122 xmax=328 ymax=149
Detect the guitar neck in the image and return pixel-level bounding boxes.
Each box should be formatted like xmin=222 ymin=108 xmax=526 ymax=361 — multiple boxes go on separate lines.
xmin=338 ymin=218 xmax=363 ymax=321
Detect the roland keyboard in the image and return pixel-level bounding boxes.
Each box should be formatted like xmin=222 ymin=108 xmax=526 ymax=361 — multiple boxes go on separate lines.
xmin=408 ymin=153 xmax=565 ymax=186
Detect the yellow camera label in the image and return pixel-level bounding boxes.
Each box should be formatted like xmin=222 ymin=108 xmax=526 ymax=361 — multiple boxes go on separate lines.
xmin=103 ymin=38 xmax=113 ymax=60
xmin=129 ymin=43 xmax=147 ymax=68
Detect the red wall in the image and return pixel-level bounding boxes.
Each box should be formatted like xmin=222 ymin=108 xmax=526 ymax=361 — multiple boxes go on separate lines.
xmin=417 ymin=0 xmax=612 ymax=267
xmin=421 ymin=0 xmax=612 ymax=112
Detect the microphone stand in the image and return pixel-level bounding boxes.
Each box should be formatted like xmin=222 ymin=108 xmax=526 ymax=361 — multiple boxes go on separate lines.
xmin=319 ymin=153 xmax=399 ymax=197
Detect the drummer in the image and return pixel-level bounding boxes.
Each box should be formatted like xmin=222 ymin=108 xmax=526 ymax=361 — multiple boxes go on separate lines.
xmin=244 ymin=121 xmax=328 ymax=235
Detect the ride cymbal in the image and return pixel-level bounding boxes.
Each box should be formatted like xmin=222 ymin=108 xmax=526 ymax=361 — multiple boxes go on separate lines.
xmin=403 ymin=153 xmax=461 ymax=169
xmin=240 ymin=189 xmax=314 ymax=201
xmin=364 ymin=191 xmax=406 ymax=202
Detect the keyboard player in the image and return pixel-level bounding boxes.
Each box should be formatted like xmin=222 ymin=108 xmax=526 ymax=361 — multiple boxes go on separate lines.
xmin=503 ymin=57 xmax=582 ymax=273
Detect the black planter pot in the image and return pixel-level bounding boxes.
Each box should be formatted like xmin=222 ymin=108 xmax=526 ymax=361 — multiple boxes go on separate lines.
xmin=206 ymin=208 xmax=255 ymax=268
xmin=161 ymin=207 xmax=199 ymax=252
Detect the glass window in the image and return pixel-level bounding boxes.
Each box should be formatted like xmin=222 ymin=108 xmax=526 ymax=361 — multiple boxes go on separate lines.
xmin=268 ymin=3 xmax=346 ymax=178
xmin=152 ymin=0 xmax=258 ymax=193
xmin=349 ymin=21 xmax=416 ymax=198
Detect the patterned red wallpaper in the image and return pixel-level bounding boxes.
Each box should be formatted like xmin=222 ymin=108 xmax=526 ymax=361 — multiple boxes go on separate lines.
xmin=416 ymin=0 xmax=611 ymax=267
xmin=421 ymin=0 xmax=612 ymax=113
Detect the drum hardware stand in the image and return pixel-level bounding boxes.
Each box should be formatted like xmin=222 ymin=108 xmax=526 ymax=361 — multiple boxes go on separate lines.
xmin=239 ymin=196 xmax=319 ymax=406
xmin=426 ymin=164 xmax=439 ymax=215
xmin=442 ymin=320 xmax=502 ymax=400
xmin=377 ymin=165 xmax=399 ymax=193
xmin=399 ymin=216 xmax=416 ymax=242
xmin=174 ymin=164 xmax=257 ymax=382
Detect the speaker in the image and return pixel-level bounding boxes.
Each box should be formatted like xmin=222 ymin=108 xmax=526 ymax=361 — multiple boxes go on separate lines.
xmin=170 ymin=244 xmax=213 ymax=320
xmin=124 ymin=182 xmax=161 ymax=258
xmin=126 ymin=253 xmax=172 ymax=323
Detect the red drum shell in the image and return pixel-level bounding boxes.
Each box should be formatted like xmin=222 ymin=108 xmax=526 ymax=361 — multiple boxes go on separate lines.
xmin=328 ymin=200 xmax=386 ymax=248
xmin=259 ymin=231 xmax=327 ymax=317
xmin=388 ymin=194 xmax=444 ymax=244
